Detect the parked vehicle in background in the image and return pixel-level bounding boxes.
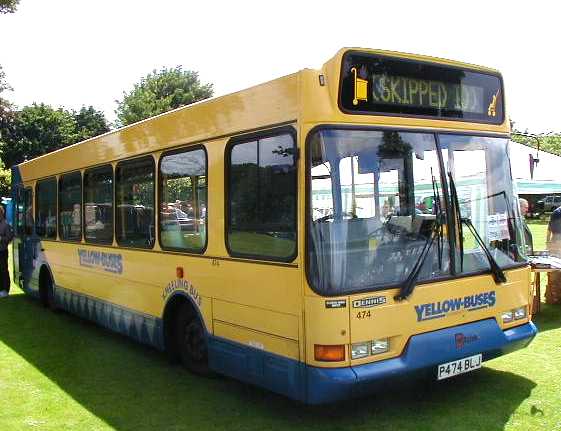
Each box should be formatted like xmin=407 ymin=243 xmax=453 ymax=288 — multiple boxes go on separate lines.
xmin=534 ymin=195 xmax=561 ymax=215
xmin=161 ymin=207 xmax=197 ymax=232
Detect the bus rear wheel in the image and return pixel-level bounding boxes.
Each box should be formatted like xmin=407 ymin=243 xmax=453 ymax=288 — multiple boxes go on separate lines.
xmin=176 ymin=304 xmax=210 ymax=375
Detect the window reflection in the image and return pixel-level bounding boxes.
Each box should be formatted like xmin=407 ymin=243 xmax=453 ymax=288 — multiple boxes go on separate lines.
xmin=59 ymin=172 xmax=82 ymax=241
xmin=116 ymin=157 xmax=155 ymax=248
xmin=228 ymin=133 xmax=296 ymax=260
xmin=36 ymin=178 xmax=57 ymax=239
xmin=308 ymin=129 xmax=449 ymax=294
xmin=440 ymin=136 xmax=526 ymax=274
xmin=84 ymin=165 xmax=113 ymax=244
xmin=160 ymin=148 xmax=207 ymax=252
xmin=16 ymin=187 xmax=33 ymax=236
xmin=308 ymin=130 xmax=526 ymax=295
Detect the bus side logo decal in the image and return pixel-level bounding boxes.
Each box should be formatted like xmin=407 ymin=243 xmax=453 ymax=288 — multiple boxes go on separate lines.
xmin=162 ymin=278 xmax=202 ymax=306
xmin=78 ymin=249 xmax=123 ymax=274
xmin=325 ymin=300 xmax=346 ymax=309
xmin=352 ymin=296 xmax=387 ymax=308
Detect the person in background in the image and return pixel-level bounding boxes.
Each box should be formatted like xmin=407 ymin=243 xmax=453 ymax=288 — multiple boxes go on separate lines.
xmin=546 ymin=205 xmax=561 ymax=304
xmin=519 ymin=198 xmax=529 ymax=217
xmin=519 ymin=198 xmax=533 ymax=255
xmin=0 ymin=205 xmax=14 ymax=298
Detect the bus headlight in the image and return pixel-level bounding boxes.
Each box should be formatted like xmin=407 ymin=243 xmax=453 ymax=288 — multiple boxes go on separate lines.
xmin=513 ymin=306 xmax=527 ymax=320
xmin=502 ymin=306 xmax=527 ymax=324
xmin=351 ymin=338 xmax=390 ymax=360
xmin=351 ymin=342 xmax=369 ymax=359
xmin=371 ymin=338 xmax=389 ymax=355
xmin=501 ymin=311 xmax=514 ymax=323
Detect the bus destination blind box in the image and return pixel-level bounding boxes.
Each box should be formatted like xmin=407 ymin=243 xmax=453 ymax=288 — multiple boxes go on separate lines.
xmin=339 ymin=51 xmax=504 ymax=124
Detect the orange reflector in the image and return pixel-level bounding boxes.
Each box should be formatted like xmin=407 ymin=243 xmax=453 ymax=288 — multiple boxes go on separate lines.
xmin=176 ymin=267 xmax=184 ymax=279
xmin=314 ymin=344 xmax=345 ymax=362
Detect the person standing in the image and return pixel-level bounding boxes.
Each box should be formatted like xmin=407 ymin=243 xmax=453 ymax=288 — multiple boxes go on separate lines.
xmin=0 ymin=205 xmax=14 ymax=298
xmin=546 ymin=205 xmax=561 ymax=304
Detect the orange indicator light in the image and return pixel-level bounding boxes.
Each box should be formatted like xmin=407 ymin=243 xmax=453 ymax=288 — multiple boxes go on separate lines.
xmin=314 ymin=344 xmax=346 ymax=362
xmin=176 ymin=267 xmax=184 ymax=279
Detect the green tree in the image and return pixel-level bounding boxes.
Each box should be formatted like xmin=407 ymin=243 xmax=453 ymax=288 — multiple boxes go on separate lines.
xmin=512 ymin=134 xmax=561 ymax=155
xmin=0 ymin=0 xmax=19 ymax=14
xmin=0 ymin=159 xmax=11 ymax=197
xmin=0 ymin=0 xmax=18 ymax=139
xmin=0 ymin=66 xmax=13 ymax=134
xmin=0 ymin=66 xmax=10 ymax=95
xmin=0 ymin=104 xmax=111 ymax=168
xmin=0 ymin=66 xmax=15 ymax=162
xmin=511 ymin=122 xmax=561 ymax=155
xmin=0 ymin=0 xmax=19 ymax=134
xmin=0 ymin=103 xmax=77 ymax=167
xmin=0 ymin=68 xmax=12 ymax=196
xmin=115 ymin=66 xmax=213 ymax=126
xmin=73 ymin=105 xmax=110 ymax=142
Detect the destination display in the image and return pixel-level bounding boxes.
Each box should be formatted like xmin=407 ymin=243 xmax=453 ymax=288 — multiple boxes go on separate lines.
xmin=339 ymin=51 xmax=504 ymax=124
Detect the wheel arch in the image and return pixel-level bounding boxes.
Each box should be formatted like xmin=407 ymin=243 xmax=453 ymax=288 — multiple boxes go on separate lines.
xmin=162 ymin=291 xmax=209 ymax=357
xmin=38 ymin=263 xmax=55 ymax=304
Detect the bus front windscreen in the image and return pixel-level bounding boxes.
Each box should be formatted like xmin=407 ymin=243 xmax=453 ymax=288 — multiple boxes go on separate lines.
xmin=307 ymin=129 xmax=526 ymax=295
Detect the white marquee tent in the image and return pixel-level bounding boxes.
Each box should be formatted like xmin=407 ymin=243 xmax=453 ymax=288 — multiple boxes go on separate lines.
xmin=510 ymin=141 xmax=561 ymax=195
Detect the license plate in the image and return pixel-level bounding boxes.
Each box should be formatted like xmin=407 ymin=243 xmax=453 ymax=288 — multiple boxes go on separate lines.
xmin=437 ymin=354 xmax=482 ymax=380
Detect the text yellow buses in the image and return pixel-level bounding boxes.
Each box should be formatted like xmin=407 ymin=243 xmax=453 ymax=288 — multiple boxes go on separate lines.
xmin=12 ymin=48 xmax=536 ymax=404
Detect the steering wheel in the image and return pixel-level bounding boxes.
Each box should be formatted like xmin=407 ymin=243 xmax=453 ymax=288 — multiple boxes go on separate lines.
xmin=386 ymin=221 xmax=409 ymax=236
xmin=367 ymin=215 xmax=409 ymax=241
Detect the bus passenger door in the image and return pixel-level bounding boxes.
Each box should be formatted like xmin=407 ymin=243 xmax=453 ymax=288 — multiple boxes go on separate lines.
xmin=14 ymin=186 xmax=34 ymax=290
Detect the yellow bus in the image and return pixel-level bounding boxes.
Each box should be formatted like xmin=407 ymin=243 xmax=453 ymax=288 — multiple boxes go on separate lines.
xmin=12 ymin=48 xmax=536 ymax=404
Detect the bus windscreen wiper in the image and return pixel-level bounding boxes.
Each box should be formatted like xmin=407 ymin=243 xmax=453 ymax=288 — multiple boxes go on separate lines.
xmin=394 ymin=171 xmax=444 ymax=301
xmin=448 ymin=173 xmax=506 ymax=284
xmin=460 ymin=217 xmax=507 ymax=283
xmin=448 ymin=172 xmax=464 ymax=272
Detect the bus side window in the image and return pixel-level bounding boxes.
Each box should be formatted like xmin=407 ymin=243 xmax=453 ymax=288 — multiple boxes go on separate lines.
xmin=59 ymin=171 xmax=82 ymax=242
xmin=24 ymin=188 xmax=33 ymax=236
xmin=36 ymin=178 xmax=57 ymax=239
xmin=15 ymin=186 xmax=33 ymax=236
xmin=84 ymin=165 xmax=114 ymax=245
xmin=227 ymin=131 xmax=297 ymax=261
xmin=115 ymin=156 xmax=155 ymax=249
xmin=159 ymin=147 xmax=207 ymax=253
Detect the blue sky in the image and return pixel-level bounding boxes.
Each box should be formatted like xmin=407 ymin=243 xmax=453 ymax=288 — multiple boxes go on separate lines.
xmin=1 ymin=0 xmax=558 ymax=133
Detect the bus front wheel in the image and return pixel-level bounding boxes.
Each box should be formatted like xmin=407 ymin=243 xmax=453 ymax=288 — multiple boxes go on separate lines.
xmin=176 ymin=304 xmax=210 ymax=375
xmin=39 ymin=268 xmax=57 ymax=311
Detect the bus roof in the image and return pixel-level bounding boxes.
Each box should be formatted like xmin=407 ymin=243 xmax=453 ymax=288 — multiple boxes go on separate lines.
xmin=329 ymin=47 xmax=501 ymax=75
xmin=17 ymin=71 xmax=300 ymax=180
xmin=16 ymin=48 xmax=509 ymax=181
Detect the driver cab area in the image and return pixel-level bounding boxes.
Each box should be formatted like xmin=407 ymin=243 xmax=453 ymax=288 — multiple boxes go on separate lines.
xmin=307 ymin=128 xmax=449 ymax=294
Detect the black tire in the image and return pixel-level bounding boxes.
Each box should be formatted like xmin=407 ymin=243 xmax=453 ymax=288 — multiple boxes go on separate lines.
xmin=176 ymin=303 xmax=210 ymax=375
xmin=40 ymin=271 xmax=57 ymax=311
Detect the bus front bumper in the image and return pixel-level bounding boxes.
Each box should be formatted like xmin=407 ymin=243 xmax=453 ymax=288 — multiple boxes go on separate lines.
xmin=306 ymin=319 xmax=537 ymax=404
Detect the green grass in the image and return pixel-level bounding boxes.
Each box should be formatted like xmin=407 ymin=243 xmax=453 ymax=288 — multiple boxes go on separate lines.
xmin=527 ymin=219 xmax=548 ymax=287
xmin=161 ymin=230 xmax=205 ymax=250
xmin=1 ymin=228 xmax=560 ymax=430
xmin=527 ymin=218 xmax=548 ymax=251
xmin=228 ymin=231 xmax=295 ymax=258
